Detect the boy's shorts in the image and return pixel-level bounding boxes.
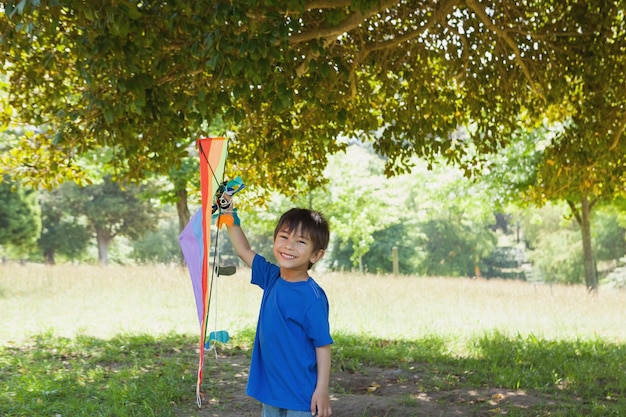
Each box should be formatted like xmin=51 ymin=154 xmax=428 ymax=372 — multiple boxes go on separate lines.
xmin=262 ymin=403 xmax=315 ymax=417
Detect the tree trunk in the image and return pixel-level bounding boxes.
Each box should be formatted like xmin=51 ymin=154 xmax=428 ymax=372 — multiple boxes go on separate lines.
xmin=44 ymin=249 xmax=55 ymax=265
xmin=176 ymin=186 xmax=191 ymax=234
xmin=569 ymin=197 xmax=598 ymax=293
xmin=580 ymin=197 xmax=598 ymax=294
xmin=96 ymin=228 xmax=111 ymax=265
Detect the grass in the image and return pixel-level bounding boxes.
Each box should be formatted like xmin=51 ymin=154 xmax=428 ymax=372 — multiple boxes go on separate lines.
xmin=1 ymin=264 xmax=626 ymax=416
xmin=3 ymin=264 xmax=625 ymax=345
xmin=0 ymin=333 xmax=196 ymax=417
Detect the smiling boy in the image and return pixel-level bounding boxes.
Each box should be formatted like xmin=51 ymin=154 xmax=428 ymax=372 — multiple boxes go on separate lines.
xmin=223 ymin=207 xmax=333 ymax=417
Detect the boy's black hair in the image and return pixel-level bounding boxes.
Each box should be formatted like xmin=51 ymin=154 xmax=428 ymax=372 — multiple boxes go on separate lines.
xmin=273 ymin=208 xmax=330 ymax=253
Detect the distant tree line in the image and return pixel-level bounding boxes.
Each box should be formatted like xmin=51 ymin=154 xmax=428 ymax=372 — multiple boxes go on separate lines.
xmin=4 ymin=145 xmax=624 ymax=289
xmin=1 ymin=175 xmax=159 ymax=265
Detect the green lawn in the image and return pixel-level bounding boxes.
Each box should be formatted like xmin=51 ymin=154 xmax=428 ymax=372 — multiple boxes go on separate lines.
xmin=1 ymin=264 xmax=625 ymax=416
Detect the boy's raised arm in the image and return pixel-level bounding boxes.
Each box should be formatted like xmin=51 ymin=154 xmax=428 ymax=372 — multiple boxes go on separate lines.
xmin=214 ymin=185 xmax=256 ymax=268
xmin=225 ymin=221 xmax=256 ymax=268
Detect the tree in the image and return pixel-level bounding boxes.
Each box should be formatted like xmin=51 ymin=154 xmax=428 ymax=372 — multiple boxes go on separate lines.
xmin=159 ymin=153 xmax=199 ymax=234
xmin=417 ymin=218 xmax=480 ymax=277
xmin=524 ymin=3 xmax=626 ymax=292
xmin=1 ymin=0 xmax=580 ymax=193
xmin=130 ymin=216 xmax=180 ymax=264
xmin=38 ymin=188 xmax=91 ymax=264
xmin=0 ymin=176 xmax=41 ymax=254
xmin=56 ymin=176 xmax=159 ymax=264
xmin=363 ymin=223 xmax=422 ymax=274
xmin=412 ymin=177 xmax=498 ymax=277
xmin=6 ymin=1 xmax=626 ymax=284
xmin=531 ymin=226 xmax=584 ymax=285
xmin=592 ymin=208 xmax=626 ymax=266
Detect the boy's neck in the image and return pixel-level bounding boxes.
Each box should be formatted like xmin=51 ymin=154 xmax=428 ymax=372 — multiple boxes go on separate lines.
xmin=280 ymin=268 xmax=309 ymax=282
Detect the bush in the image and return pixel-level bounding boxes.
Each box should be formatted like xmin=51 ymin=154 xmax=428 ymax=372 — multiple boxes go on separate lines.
xmin=130 ymin=220 xmax=181 ymax=264
xmin=529 ymin=228 xmax=584 ymax=284
xmin=416 ymin=218 xmax=496 ymax=277
xmin=593 ymin=209 xmax=626 ymax=263
xmin=603 ymin=257 xmax=626 ymax=288
xmin=483 ymin=246 xmax=527 ymax=279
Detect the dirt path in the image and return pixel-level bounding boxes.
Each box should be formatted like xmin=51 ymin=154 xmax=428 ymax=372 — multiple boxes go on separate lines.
xmin=176 ymin=353 xmax=560 ymax=417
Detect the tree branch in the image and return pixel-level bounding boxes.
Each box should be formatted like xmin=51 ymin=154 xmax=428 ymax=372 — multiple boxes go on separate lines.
xmin=464 ymin=0 xmax=543 ymax=99
xmin=289 ymin=0 xmax=398 ymax=44
xmin=609 ymin=110 xmax=626 ymax=151
xmin=292 ymin=0 xmax=397 ymax=77
xmin=363 ymin=0 xmax=460 ymax=54
xmin=302 ymin=0 xmax=352 ymax=10
xmin=347 ymin=0 xmax=459 ymax=97
xmin=447 ymin=24 xmax=470 ymax=81
xmin=294 ymin=38 xmax=334 ymax=77
xmin=566 ymin=199 xmax=582 ymax=226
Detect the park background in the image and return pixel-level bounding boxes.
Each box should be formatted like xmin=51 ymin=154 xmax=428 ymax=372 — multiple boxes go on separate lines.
xmin=3 ymin=143 xmax=626 ymax=288
xmin=2 ymin=1 xmax=626 ymax=416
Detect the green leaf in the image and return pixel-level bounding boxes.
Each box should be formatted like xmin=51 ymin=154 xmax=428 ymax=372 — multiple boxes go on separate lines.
xmin=119 ymin=1 xmax=142 ymax=20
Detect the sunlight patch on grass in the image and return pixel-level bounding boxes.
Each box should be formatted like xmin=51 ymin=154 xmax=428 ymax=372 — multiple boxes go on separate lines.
xmin=1 ymin=265 xmax=625 ymax=347
xmin=316 ymin=273 xmax=626 ymax=345
xmin=0 ymin=264 xmax=259 ymax=343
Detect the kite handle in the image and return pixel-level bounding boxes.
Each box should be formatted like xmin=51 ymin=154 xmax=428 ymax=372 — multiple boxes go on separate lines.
xmin=212 ymin=176 xmax=245 ymax=214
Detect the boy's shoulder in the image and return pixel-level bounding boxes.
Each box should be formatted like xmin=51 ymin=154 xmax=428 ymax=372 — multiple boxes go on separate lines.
xmin=252 ymin=254 xmax=281 ymax=287
xmin=305 ymin=277 xmax=329 ymax=299
xmin=253 ymin=253 xmax=279 ymax=269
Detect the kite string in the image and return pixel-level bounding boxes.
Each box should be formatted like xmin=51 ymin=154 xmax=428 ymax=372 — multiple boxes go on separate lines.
xmin=207 ymin=217 xmax=222 ymax=360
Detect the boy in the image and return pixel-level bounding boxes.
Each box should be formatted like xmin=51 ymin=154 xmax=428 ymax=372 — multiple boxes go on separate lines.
xmin=220 ymin=206 xmax=333 ymax=417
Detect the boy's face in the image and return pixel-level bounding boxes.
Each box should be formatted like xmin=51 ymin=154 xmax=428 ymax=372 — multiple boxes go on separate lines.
xmin=273 ymin=225 xmax=325 ymax=275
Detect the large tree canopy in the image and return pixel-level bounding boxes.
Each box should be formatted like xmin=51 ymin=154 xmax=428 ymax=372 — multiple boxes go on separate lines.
xmin=1 ymin=0 xmax=583 ymax=191
xmin=524 ymin=3 xmax=626 ymax=291
xmin=531 ymin=3 xmax=626 ymax=205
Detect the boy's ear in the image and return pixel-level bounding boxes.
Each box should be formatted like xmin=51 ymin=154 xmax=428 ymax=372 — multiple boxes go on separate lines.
xmin=310 ymin=249 xmax=325 ymax=264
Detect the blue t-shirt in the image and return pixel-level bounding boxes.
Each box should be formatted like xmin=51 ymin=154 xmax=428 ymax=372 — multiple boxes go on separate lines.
xmin=246 ymin=254 xmax=333 ymax=411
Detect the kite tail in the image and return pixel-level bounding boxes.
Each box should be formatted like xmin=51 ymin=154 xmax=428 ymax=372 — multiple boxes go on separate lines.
xmin=197 ymin=315 xmax=208 ymax=407
xmin=196 ymin=362 xmax=204 ymax=407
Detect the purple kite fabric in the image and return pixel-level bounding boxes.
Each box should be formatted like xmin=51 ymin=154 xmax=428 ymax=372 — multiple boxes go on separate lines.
xmin=179 ymin=209 xmax=204 ymax=327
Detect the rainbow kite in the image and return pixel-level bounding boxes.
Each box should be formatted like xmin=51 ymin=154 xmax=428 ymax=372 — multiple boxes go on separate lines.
xmin=178 ymin=137 xmax=230 ymax=407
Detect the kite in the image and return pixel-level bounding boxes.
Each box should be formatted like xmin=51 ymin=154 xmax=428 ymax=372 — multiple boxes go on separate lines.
xmin=178 ymin=137 xmax=244 ymax=407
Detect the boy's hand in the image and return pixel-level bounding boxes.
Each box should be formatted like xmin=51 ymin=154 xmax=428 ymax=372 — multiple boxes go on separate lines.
xmin=212 ymin=176 xmax=245 ymax=214
xmin=216 ymin=207 xmax=240 ymax=228
xmin=310 ymin=387 xmax=332 ymax=417
xmin=212 ymin=176 xmax=245 ymax=228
